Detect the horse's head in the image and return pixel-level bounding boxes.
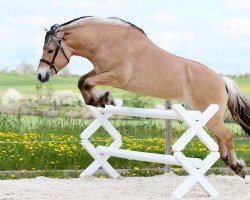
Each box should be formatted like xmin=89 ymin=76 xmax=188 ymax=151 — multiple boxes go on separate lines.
xmin=37 ymin=25 xmax=70 ymax=82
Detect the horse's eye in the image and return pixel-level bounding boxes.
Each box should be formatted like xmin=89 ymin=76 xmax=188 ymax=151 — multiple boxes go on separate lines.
xmin=48 ymin=49 xmax=54 ymax=54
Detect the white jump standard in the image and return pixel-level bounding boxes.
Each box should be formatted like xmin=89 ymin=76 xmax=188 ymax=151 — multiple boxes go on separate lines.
xmin=80 ymin=101 xmax=220 ymax=198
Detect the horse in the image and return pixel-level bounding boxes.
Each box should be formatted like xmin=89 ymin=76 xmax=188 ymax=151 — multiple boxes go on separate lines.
xmin=37 ymin=16 xmax=250 ymax=178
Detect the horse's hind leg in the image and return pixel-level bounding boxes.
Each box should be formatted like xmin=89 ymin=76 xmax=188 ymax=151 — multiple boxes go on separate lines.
xmin=189 ymin=79 xmax=245 ymax=177
xmin=206 ymin=117 xmax=246 ymax=178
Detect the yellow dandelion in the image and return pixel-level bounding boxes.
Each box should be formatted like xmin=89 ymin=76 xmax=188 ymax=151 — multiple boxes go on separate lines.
xmin=174 ymin=168 xmax=181 ymax=173
xmin=134 ymin=167 xmax=140 ymax=171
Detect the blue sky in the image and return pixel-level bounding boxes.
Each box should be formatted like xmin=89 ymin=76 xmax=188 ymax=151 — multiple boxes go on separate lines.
xmin=1 ymin=0 xmax=250 ymax=75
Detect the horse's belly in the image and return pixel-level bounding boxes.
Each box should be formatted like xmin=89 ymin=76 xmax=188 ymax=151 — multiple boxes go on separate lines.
xmin=119 ymin=69 xmax=185 ymax=100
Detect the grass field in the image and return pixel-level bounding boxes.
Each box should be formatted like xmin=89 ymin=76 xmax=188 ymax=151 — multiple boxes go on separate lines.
xmin=0 ymin=73 xmax=136 ymax=99
xmin=0 ymin=113 xmax=249 ymax=176
xmin=0 ymin=73 xmax=249 ymax=99
xmin=0 ymin=113 xmax=246 ymax=137
xmin=0 ymin=130 xmax=249 ymax=171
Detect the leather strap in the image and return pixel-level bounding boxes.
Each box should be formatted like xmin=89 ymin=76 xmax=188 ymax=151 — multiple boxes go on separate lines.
xmin=40 ymin=40 xmax=69 ymax=74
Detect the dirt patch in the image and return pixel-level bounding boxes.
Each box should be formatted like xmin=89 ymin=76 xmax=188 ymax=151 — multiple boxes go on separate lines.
xmin=0 ymin=174 xmax=249 ymax=200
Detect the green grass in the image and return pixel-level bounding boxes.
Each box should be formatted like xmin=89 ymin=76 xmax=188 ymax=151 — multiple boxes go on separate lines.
xmin=0 ymin=73 xmax=142 ymax=99
xmin=1 ymin=74 xmax=249 ymax=99
xmin=234 ymin=76 xmax=250 ymax=97
xmin=0 ymin=113 xmax=246 ymax=138
xmin=0 ymin=74 xmax=78 ymax=94
xmin=0 ymin=130 xmax=248 ymax=173
xmin=0 ymin=113 xmax=249 ymax=174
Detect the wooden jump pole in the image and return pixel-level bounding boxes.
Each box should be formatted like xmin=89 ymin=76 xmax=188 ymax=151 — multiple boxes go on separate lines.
xmin=165 ymin=100 xmax=172 ymax=173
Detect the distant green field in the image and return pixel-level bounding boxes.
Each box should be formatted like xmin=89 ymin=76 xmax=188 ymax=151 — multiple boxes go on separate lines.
xmin=0 ymin=73 xmax=249 ymax=99
xmin=234 ymin=76 xmax=250 ymax=97
xmin=0 ymin=73 xmax=139 ymax=99
xmin=0 ymin=74 xmax=79 ymax=95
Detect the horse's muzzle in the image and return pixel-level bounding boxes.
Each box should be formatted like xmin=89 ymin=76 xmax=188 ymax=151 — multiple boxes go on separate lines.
xmin=37 ymin=66 xmax=53 ymax=83
xmin=37 ymin=72 xmax=50 ymax=83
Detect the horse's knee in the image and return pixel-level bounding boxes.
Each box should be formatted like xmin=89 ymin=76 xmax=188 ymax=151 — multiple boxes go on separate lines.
xmin=78 ymin=77 xmax=85 ymax=90
xmin=78 ymin=74 xmax=93 ymax=90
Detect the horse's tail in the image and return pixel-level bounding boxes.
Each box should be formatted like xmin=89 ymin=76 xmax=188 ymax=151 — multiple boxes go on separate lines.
xmin=223 ymin=77 xmax=250 ymax=136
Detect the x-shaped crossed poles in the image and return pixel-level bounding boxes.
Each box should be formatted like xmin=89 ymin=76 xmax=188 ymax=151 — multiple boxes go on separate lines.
xmin=80 ymin=100 xmax=123 ymax=178
xmin=80 ymin=102 xmax=220 ymax=198
xmin=172 ymin=104 xmax=220 ymax=198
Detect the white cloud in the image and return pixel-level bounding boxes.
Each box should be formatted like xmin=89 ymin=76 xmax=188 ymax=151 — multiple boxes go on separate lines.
xmin=151 ymin=30 xmax=194 ymax=51
xmin=0 ymin=25 xmax=9 ymax=37
xmin=223 ymin=0 xmax=250 ymax=13
xmin=223 ymin=18 xmax=250 ymax=38
xmin=150 ymin=12 xmax=196 ymax=52
xmin=152 ymin=13 xmax=179 ymax=25
xmin=3 ymin=15 xmax=50 ymax=29
xmin=30 ymin=15 xmax=50 ymax=25
xmin=50 ymin=0 xmax=89 ymax=10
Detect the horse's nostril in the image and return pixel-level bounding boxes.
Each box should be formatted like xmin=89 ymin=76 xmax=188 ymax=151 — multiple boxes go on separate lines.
xmin=38 ymin=74 xmax=42 ymax=81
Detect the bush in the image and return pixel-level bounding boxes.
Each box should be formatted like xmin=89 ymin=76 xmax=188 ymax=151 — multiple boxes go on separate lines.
xmin=1 ymin=89 xmax=21 ymax=105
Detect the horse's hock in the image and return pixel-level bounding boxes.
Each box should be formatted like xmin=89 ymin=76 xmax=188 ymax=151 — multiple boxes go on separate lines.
xmin=80 ymin=99 xmax=220 ymax=198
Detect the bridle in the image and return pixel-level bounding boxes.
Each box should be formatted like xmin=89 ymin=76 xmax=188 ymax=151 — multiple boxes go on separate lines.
xmin=40 ymin=37 xmax=69 ymax=74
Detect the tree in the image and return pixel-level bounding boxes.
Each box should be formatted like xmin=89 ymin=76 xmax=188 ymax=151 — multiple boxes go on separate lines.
xmin=0 ymin=67 xmax=8 ymax=74
xmin=58 ymin=67 xmax=72 ymax=77
xmin=18 ymin=61 xmax=36 ymax=75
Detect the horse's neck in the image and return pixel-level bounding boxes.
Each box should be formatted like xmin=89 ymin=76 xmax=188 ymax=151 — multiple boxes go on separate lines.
xmin=64 ymin=23 xmax=132 ymax=62
xmin=64 ymin=24 xmax=106 ymax=60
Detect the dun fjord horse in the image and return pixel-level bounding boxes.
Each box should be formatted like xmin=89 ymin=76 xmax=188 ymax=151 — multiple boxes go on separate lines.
xmin=37 ymin=16 xmax=250 ymax=178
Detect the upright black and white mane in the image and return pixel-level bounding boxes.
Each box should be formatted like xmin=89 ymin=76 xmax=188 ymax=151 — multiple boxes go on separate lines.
xmin=56 ymin=16 xmax=145 ymax=34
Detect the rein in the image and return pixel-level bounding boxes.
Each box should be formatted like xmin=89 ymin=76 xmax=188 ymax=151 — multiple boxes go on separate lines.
xmin=40 ymin=40 xmax=69 ymax=74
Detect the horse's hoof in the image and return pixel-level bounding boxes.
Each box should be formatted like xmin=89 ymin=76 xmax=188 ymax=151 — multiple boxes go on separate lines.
xmin=238 ymin=171 xmax=246 ymax=179
xmin=230 ymin=160 xmax=246 ymax=178
xmin=84 ymin=91 xmax=115 ymax=107
xmin=111 ymin=99 xmax=116 ymax=106
xmin=85 ymin=97 xmax=94 ymax=106
xmin=100 ymin=103 xmax=106 ymax=108
xmin=221 ymin=156 xmax=229 ymax=166
xmin=99 ymin=91 xmax=115 ymax=106
xmin=85 ymin=97 xmax=102 ymax=107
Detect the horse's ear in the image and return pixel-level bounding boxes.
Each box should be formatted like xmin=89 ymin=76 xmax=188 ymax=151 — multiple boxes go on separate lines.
xmin=44 ymin=28 xmax=49 ymax=32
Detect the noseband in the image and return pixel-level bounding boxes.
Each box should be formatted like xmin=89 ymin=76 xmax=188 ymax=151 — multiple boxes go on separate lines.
xmin=40 ymin=40 xmax=69 ymax=74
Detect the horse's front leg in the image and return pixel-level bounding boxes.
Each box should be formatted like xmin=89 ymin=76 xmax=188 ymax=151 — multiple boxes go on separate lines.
xmin=83 ymin=71 xmax=122 ymax=107
xmin=78 ymin=70 xmax=97 ymax=105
